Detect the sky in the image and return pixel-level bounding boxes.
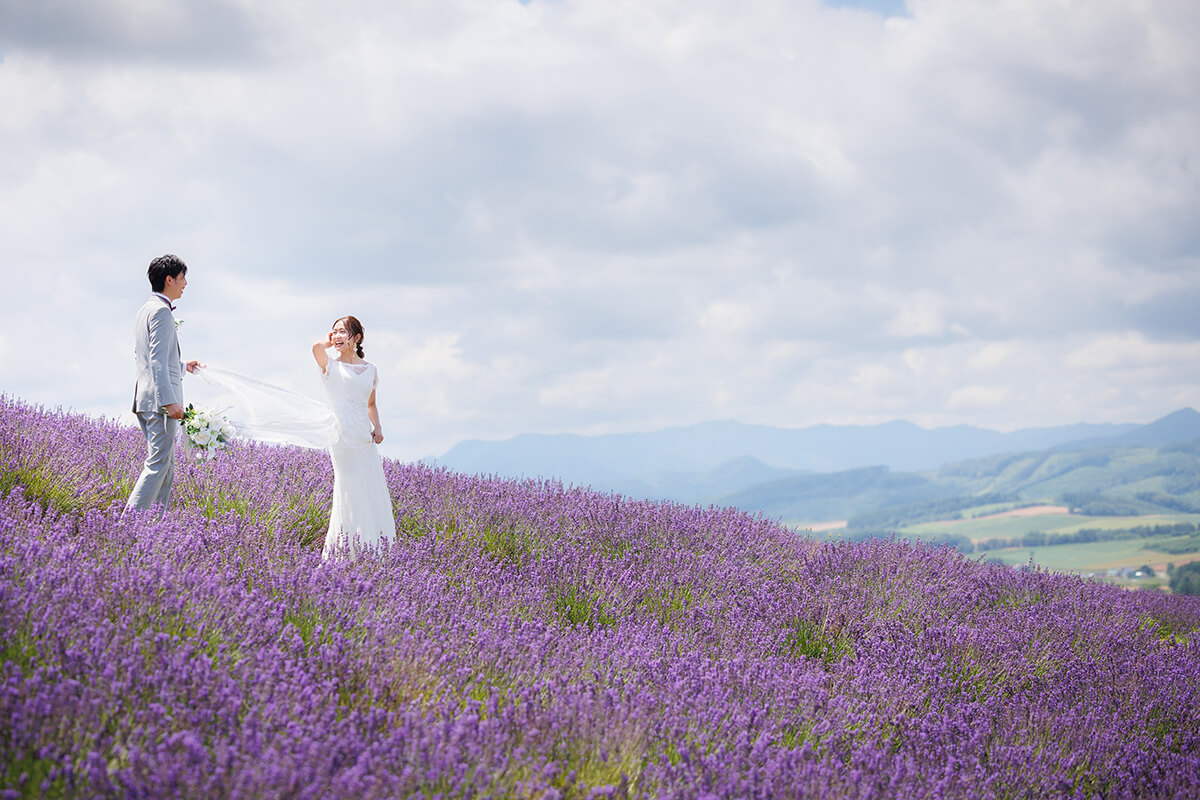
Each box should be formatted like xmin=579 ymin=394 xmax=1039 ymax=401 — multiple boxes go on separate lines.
xmin=1 ymin=0 xmax=1198 ymax=462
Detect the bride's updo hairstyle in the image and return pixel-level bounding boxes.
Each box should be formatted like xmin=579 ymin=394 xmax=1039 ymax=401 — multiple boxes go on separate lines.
xmin=335 ymin=315 xmax=366 ymax=358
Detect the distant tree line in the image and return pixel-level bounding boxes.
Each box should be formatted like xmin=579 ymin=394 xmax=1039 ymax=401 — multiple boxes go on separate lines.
xmin=838 ymin=523 xmax=1200 ymax=558
xmin=1154 ymin=536 xmax=1200 ymax=555
xmin=1168 ymin=561 xmax=1200 ymax=595
xmin=1060 ymin=491 xmax=1200 ymax=516
xmin=975 ymin=522 xmax=1200 ymax=553
xmin=1162 ymin=439 xmax=1200 ymax=457
xmin=846 ymin=493 xmax=1020 ymax=530
xmin=1134 ymin=492 xmax=1200 ymax=513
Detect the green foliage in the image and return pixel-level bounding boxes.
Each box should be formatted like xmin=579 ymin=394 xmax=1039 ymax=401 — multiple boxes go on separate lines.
xmin=1134 ymin=492 xmax=1200 ymax=513
xmin=637 ymin=584 xmax=698 ymax=627
xmin=0 ymin=627 xmax=40 ymax=673
xmin=778 ymin=720 xmax=821 ymax=749
xmin=979 ymin=536 xmax=1195 ymax=574
xmin=994 ymin=585 xmax=1048 ymax=610
xmin=1061 ymin=492 xmax=1159 ymax=516
xmin=1168 ymin=561 xmax=1200 ymax=595
xmin=762 ymin=442 xmax=1200 ymax=530
xmin=938 ymin=447 xmax=1200 ymax=514
xmin=1141 ymin=614 xmax=1195 ymax=646
xmin=395 ymin=512 xmax=429 ymax=541
xmin=2 ymin=754 xmax=71 ymax=800
xmin=284 ymin=601 xmax=337 ymax=648
xmin=273 ymin=497 xmax=333 ymax=548
xmin=1161 ymin=439 xmax=1200 ymax=456
xmin=725 ymin=466 xmax=953 ymax=523
xmin=780 ymin=618 xmax=852 ymax=664
xmin=847 ymin=493 xmax=1020 ymax=530
xmin=972 ymin=522 xmax=1200 ymax=553
xmin=553 ymin=583 xmax=616 ymax=630
xmin=473 ymin=522 xmax=538 ymax=565
xmin=1 ymin=465 xmax=121 ymax=515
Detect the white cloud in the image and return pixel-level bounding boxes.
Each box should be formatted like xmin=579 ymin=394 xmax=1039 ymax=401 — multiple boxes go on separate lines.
xmin=884 ymin=290 xmax=953 ymax=338
xmin=699 ymin=301 xmax=755 ymax=334
xmin=966 ymin=342 xmax=1019 ymax=371
xmin=1065 ymin=331 xmax=1200 ymax=372
xmin=1 ymin=0 xmax=1198 ymax=460
xmin=948 ymin=385 xmax=1010 ymax=411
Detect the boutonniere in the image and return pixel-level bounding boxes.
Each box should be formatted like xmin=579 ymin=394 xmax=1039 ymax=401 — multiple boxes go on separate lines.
xmin=174 ymin=319 xmax=184 ymax=330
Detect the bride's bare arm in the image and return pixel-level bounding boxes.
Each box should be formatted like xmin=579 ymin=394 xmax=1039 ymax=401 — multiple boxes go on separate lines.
xmin=368 ymin=389 xmax=383 ymax=444
xmin=312 ymin=333 xmax=333 ymax=373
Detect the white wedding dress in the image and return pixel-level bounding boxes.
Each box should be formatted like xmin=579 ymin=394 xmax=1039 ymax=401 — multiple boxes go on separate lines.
xmin=318 ymin=358 xmax=395 ymax=557
xmin=194 ymin=360 xmax=395 ymax=557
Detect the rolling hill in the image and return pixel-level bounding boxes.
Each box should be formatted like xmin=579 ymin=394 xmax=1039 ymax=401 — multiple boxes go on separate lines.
xmin=439 ymin=409 xmax=1200 ymax=524
xmin=724 ymin=438 xmax=1200 ymax=526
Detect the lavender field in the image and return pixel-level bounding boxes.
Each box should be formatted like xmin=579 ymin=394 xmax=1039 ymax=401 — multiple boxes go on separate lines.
xmin=2 ymin=395 xmax=1199 ymax=799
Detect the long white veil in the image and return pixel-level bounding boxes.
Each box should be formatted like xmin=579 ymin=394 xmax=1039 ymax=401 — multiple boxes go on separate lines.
xmin=192 ymin=365 xmax=336 ymax=450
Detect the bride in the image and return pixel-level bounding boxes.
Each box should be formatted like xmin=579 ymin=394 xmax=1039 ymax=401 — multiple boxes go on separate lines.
xmin=311 ymin=316 xmax=396 ymax=557
xmin=194 ymin=315 xmax=396 ymax=558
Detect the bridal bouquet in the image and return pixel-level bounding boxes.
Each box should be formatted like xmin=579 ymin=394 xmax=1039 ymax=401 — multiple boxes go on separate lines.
xmin=182 ymin=404 xmax=235 ymax=460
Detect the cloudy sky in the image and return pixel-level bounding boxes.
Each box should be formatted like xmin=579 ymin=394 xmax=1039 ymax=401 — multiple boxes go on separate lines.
xmin=1 ymin=0 xmax=1198 ymax=461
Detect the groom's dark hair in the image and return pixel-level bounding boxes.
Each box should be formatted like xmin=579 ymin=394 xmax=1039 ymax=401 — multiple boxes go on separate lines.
xmin=148 ymin=254 xmax=188 ymax=292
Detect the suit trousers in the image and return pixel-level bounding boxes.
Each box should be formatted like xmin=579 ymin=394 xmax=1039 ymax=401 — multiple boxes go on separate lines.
xmin=127 ymin=411 xmax=179 ymax=512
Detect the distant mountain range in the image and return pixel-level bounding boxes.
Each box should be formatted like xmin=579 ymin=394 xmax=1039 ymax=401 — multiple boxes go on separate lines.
xmin=440 ymin=417 xmax=1145 ymax=484
xmin=437 ymin=408 xmax=1200 ymax=523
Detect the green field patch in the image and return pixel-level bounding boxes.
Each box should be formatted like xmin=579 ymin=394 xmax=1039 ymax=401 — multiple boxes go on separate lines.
xmin=902 ymin=512 xmax=1200 ymax=544
xmin=959 ymin=501 xmax=1028 ymax=519
xmin=905 ymin=513 xmax=1080 ymax=540
xmin=983 ymin=538 xmax=1200 ymax=573
xmin=1148 ymin=534 xmax=1200 ymax=555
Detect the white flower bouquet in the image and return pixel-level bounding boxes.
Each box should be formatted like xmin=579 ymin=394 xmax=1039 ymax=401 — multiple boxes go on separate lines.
xmin=182 ymin=403 xmax=235 ymax=460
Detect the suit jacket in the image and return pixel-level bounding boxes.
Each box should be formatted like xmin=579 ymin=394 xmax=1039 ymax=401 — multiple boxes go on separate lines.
xmin=132 ymin=295 xmax=184 ymax=413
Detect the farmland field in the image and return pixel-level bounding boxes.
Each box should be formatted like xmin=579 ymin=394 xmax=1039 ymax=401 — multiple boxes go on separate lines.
xmin=980 ymin=538 xmax=1200 ymax=573
xmin=892 ymin=507 xmax=1200 ymax=574
xmin=900 ymin=510 xmax=1200 ymax=543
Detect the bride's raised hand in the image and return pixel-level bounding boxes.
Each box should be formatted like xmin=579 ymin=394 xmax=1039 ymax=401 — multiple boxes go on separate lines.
xmin=312 ymin=333 xmax=334 ymax=372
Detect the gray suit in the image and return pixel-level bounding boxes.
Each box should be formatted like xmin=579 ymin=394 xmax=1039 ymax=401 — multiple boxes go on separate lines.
xmin=126 ymin=295 xmax=185 ymax=512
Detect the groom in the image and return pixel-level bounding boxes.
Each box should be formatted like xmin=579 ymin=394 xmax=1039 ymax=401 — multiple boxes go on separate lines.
xmin=126 ymin=254 xmax=202 ymax=513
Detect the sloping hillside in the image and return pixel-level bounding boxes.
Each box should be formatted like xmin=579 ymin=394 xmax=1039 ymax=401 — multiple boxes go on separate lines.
xmin=3 ymin=396 xmax=1200 ymax=798
xmin=438 ymin=411 xmax=1200 ymax=526
xmin=710 ymin=440 xmax=1200 ymax=525
xmin=936 ymin=441 xmax=1200 ymax=515
xmin=718 ymin=465 xmax=954 ymax=522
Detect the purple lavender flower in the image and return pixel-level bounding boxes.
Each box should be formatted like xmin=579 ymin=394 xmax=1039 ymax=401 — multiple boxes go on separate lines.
xmin=1 ymin=394 xmax=1198 ymax=798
